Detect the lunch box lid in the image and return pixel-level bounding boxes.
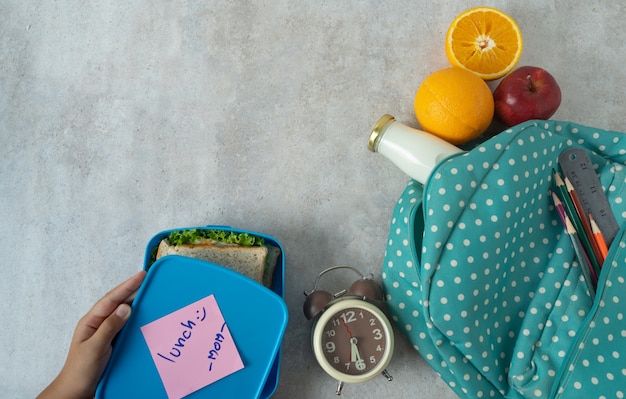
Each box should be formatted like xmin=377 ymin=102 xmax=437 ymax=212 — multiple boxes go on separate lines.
xmin=95 ymin=255 xmax=288 ymax=399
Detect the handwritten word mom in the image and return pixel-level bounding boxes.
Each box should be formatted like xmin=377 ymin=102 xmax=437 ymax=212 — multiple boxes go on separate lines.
xmin=157 ymin=306 xmax=207 ymax=363
xmin=208 ymin=322 xmax=228 ymax=371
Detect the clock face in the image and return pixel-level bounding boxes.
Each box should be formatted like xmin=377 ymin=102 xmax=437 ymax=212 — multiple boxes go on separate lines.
xmin=312 ymin=298 xmax=394 ymax=383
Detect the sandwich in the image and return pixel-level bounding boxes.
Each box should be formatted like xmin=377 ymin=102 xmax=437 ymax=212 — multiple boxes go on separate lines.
xmin=151 ymin=229 xmax=280 ymax=288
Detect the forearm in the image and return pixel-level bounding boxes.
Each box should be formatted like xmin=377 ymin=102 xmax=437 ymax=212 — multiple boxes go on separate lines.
xmin=37 ymin=369 xmax=93 ymax=399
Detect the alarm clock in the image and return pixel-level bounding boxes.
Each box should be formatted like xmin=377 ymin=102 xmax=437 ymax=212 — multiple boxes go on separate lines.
xmin=303 ymin=265 xmax=394 ymax=395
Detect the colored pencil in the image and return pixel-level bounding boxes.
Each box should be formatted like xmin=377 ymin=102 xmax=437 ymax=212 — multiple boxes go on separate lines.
xmin=590 ymin=214 xmax=609 ymax=262
xmin=552 ymin=169 xmax=601 ymax=276
xmin=551 ymin=191 xmax=567 ymax=225
xmin=552 ymin=190 xmax=599 ymax=292
xmin=564 ymin=176 xmax=604 ymax=265
xmin=564 ymin=214 xmax=597 ymax=296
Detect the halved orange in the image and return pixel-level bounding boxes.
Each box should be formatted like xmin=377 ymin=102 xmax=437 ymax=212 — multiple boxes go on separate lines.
xmin=445 ymin=7 xmax=523 ymax=81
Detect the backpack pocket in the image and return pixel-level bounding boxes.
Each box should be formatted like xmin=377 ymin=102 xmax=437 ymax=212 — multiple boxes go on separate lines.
xmin=549 ymin=223 xmax=626 ymax=398
xmin=507 ymin=233 xmax=595 ymax=398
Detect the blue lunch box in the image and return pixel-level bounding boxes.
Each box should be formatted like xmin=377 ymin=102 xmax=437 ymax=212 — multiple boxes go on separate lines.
xmin=95 ymin=226 xmax=288 ymax=399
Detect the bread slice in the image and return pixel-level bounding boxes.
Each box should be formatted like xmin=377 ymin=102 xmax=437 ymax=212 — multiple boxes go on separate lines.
xmin=156 ymin=239 xmax=267 ymax=284
xmin=263 ymin=245 xmax=281 ymax=288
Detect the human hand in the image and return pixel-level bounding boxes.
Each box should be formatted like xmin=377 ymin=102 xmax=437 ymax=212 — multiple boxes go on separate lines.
xmin=37 ymin=270 xmax=146 ymax=399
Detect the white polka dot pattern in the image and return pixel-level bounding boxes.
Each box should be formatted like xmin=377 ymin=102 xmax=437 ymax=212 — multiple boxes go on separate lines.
xmin=381 ymin=120 xmax=626 ymax=398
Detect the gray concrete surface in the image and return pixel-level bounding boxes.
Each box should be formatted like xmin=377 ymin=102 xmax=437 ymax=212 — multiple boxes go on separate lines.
xmin=3 ymin=1 xmax=626 ymax=398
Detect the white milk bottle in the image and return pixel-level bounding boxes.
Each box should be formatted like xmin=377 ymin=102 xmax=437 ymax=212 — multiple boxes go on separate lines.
xmin=368 ymin=114 xmax=463 ymax=184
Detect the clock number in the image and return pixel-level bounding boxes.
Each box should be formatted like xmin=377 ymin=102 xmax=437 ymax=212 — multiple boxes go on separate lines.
xmin=340 ymin=310 xmax=356 ymax=324
xmin=372 ymin=328 xmax=383 ymax=340
xmin=325 ymin=329 xmax=336 ymax=337
xmin=333 ymin=356 xmax=340 ymax=364
xmin=355 ymin=359 xmax=366 ymax=371
xmin=325 ymin=341 xmax=335 ymax=353
xmin=370 ymin=355 xmax=376 ymax=364
xmin=376 ymin=345 xmax=383 ymax=352
xmin=370 ymin=318 xmax=376 ymax=326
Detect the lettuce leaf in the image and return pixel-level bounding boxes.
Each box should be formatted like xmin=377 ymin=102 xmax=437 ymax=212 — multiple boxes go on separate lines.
xmin=146 ymin=229 xmax=267 ymax=268
xmin=167 ymin=229 xmax=265 ymax=247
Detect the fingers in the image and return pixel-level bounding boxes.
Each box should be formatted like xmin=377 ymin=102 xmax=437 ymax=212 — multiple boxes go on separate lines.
xmin=89 ymin=303 xmax=133 ymax=350
xmin=74 ymin=270 xmax=146 ymax=343
xmin=98 ymin=270 xmax=146 ymax=311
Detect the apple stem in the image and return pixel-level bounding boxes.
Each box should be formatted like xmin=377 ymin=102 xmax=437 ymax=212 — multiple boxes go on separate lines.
xmin=526 ymin=75 xmax=536 ymax=92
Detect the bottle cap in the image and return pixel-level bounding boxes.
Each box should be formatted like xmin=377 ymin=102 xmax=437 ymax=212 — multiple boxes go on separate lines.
xmin=368 ymin=114 xmax=396 ymax=152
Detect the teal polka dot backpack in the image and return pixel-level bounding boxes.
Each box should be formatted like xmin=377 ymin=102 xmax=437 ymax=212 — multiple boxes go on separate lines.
xmin=379 ymin=119 xmax=626 ymax=398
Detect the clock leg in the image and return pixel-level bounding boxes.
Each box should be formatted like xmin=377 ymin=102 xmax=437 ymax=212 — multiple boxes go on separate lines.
xmin=382 ymin=369 xmax=393 ymax=381
xmin=335 ymin=380 xmax=344 ymax=395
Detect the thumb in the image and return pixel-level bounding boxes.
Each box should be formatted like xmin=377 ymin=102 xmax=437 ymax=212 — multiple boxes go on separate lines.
xmin=90 ymin=303 xmax=132 ymax=348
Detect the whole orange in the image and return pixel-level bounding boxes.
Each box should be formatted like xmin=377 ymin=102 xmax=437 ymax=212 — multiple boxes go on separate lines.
xmin=414 ymin=67 xmax=494 ymax=145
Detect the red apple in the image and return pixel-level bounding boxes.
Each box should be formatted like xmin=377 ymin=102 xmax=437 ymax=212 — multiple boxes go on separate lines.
xmin=493 ymin=66 xmax=562 ymax=127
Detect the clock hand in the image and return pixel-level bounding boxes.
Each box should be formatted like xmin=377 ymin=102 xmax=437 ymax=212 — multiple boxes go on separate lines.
xmin=341 ymin=318 xmax=353 ymax=338
xmin=350 ymin=337 xmax=362 ymax=363
xmin=341 ymin=319 xmax=359 ymax=361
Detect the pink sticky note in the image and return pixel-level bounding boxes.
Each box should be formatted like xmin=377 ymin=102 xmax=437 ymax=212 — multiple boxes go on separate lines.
xmin=140 ymin=295 xmax=244 ymax=399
